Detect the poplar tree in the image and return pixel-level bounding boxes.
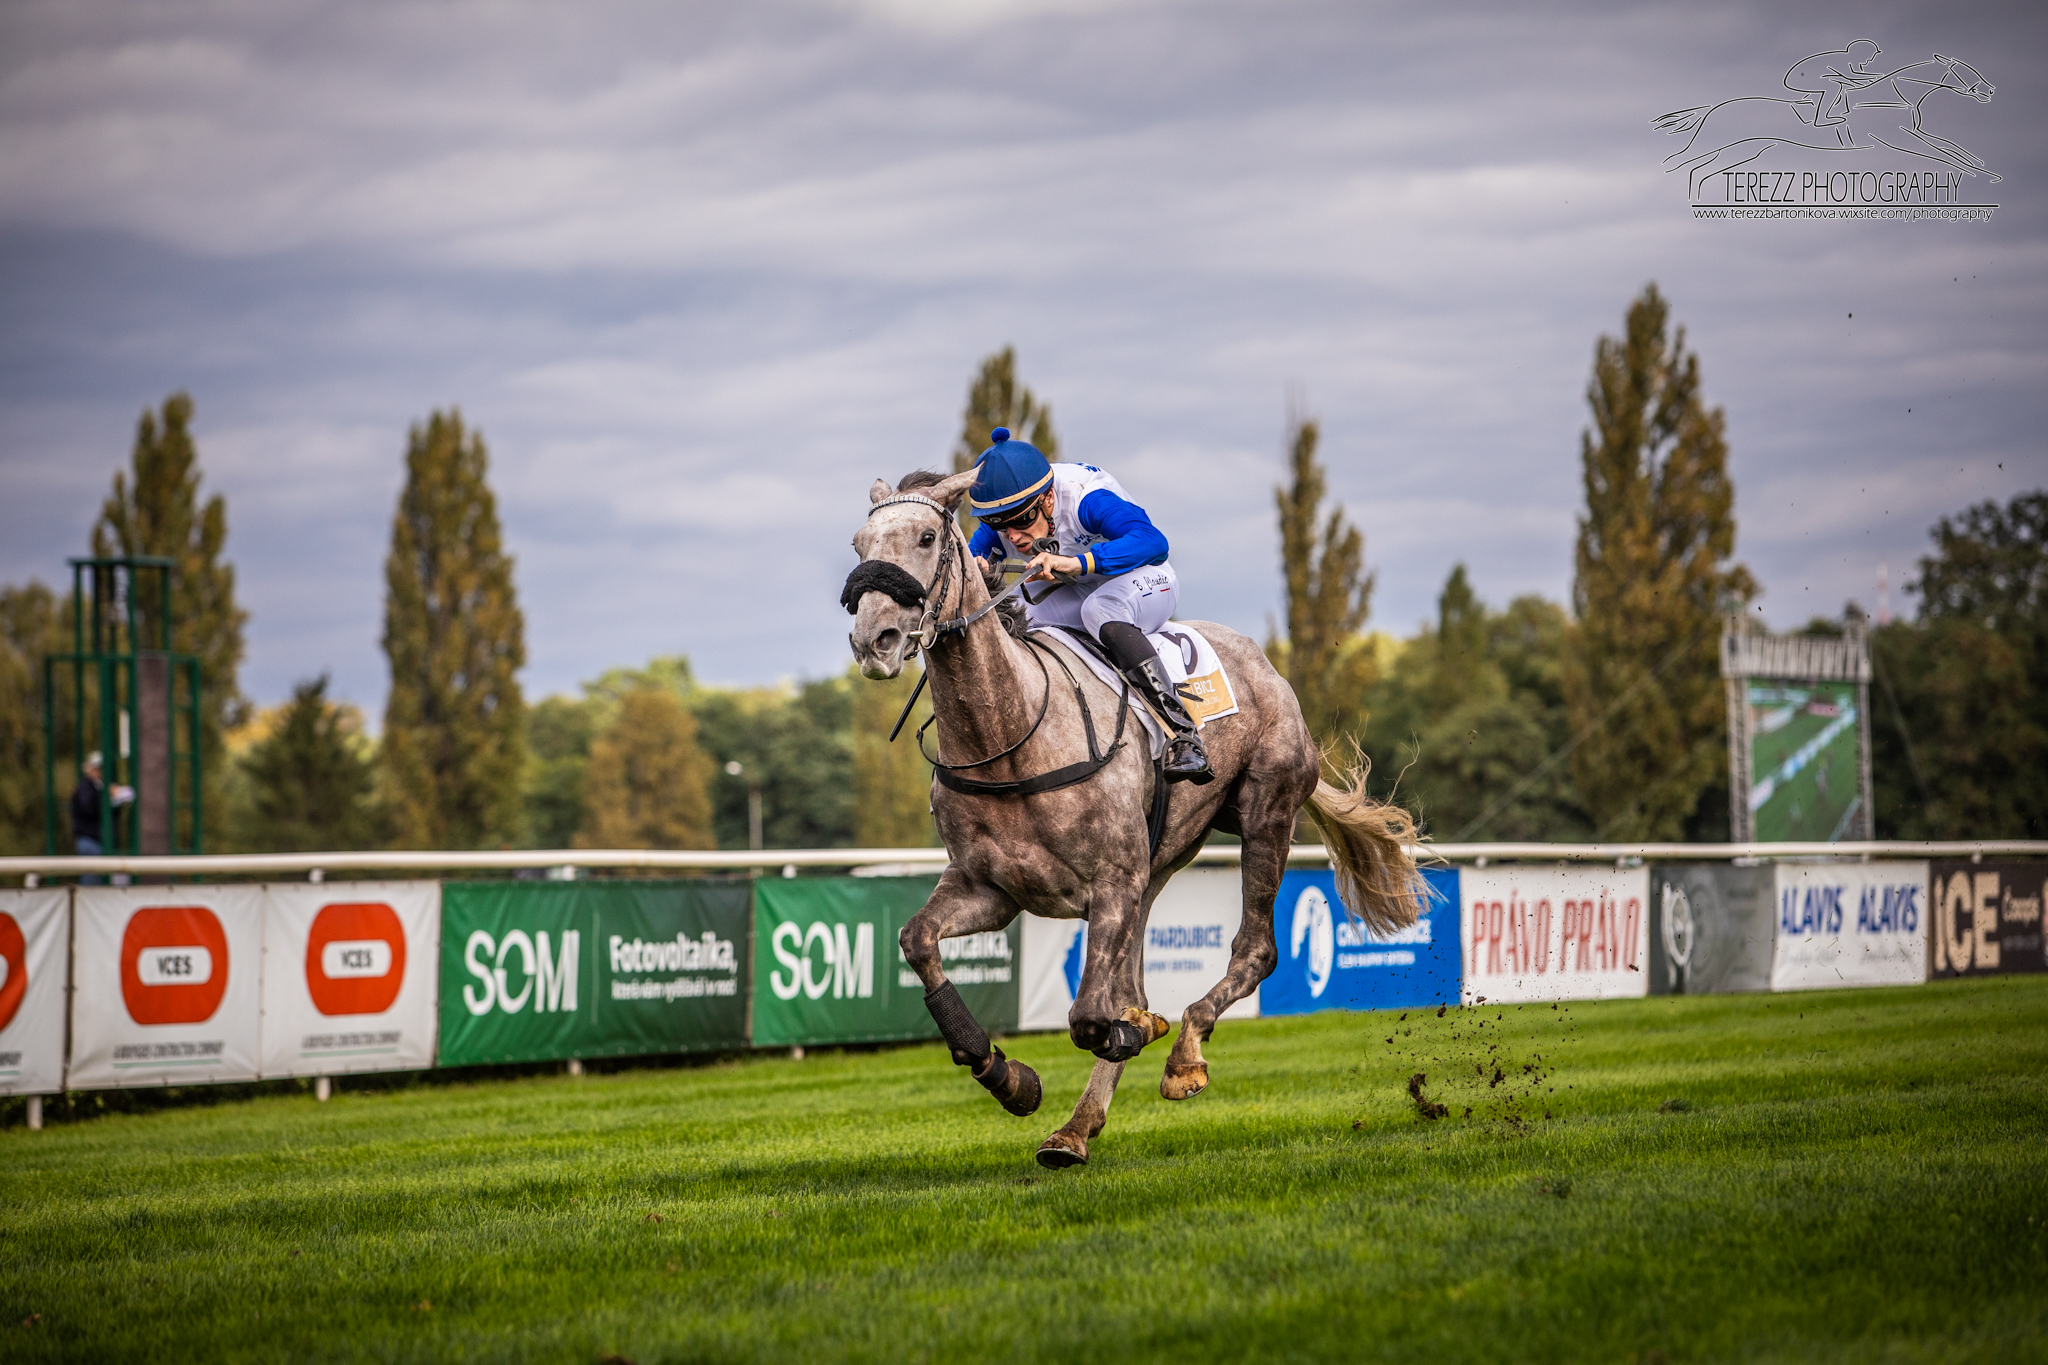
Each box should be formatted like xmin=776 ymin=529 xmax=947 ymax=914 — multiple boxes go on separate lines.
xmin=852 ymin=662 xmax=937 ymax=847
xmin=1565 ymin=286 xmax=1754 ymax=841
xmin=574 ymin=688 xmax=714 ymax=850
xmin=239 ymin=675 xmax=378 ymax=852
xmin=0 ymin=583 xmax=65 ymax=854
xmin=381 ymin=411 xmax=527 ymax=849
xmin=92 ymin=392 xmax=249 ymax=847
xmin=950 ymin=347 xmax=1060 ymax=534
xmin=1268 ymin=412 xmax=1376 ymax=751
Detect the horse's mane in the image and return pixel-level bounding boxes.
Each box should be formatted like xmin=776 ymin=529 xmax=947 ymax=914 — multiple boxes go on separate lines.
xmin=897 ymin=469 xmax=946 ymax=492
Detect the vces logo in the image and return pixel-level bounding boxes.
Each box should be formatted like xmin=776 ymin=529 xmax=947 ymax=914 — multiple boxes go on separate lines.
xmin=0 ymin=912 xmax=25 ymax=1032
xmin=305 ymin=902 xmax=406 ymax=1016
xmin=121 ymin=906 xmax=229 ymax=1025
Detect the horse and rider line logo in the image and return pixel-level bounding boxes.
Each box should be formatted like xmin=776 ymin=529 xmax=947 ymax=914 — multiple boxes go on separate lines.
xmin=1654 ymin=40 xmax=1998 ymax=210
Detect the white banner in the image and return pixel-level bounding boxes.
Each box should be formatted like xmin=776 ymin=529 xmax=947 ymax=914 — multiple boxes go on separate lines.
xmin=1460 ymin=867 xmax=1650 ymax=1004
xmin=1771 ymin=862 xmax=1928 ymax=991
xmin=261 ymin=882 xmax=441 ymax=1077
xmin=69 ymin=885 xmax=264 ymax=1089
xmin=1018 ymin=869 xmax=1256 ymax=1033
xmin=0 ymin=888 xmax=70 ymax=1095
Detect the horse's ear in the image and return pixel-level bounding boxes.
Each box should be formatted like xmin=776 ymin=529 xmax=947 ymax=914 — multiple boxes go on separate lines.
xmin=869 ymin=478 xmax=893 ymax=506
xmin=930 ymin=467 xmax=979 ymax=510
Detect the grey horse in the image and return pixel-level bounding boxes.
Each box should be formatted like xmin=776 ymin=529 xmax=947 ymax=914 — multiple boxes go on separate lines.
xmin=846 ymin=466 xmax=1425 ymax=1168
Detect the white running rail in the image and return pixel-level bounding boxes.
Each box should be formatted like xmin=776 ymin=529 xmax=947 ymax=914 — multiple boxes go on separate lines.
xmin=3 ymin=839 xmax=2043 ymax=880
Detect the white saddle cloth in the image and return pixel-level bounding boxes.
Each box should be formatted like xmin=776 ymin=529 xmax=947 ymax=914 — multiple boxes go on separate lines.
xmin=1030 ymin=623 xmax=1241 ymax=760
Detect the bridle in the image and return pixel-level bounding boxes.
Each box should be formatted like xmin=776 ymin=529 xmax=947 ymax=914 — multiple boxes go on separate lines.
xmin=861 ymin=492 xmax=1040 ymax=656
xmin=854 ymin=493 xmax=1140 ymax=807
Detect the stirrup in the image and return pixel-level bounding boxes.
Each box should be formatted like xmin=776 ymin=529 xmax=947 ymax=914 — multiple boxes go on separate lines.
xmin=1165 ymin=731 xmax=1215 ymax=785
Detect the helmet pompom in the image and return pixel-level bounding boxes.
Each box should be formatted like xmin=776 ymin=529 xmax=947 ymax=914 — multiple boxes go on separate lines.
xmin=990 ymin=427 xmax=1010 ymax=444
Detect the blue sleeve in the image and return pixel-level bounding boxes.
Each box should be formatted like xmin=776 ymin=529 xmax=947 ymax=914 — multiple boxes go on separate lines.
xmin=1076 ymin=488 xmax=1168 ymax=577
xmin=968 ymin=522 xmax=1004 ymax=562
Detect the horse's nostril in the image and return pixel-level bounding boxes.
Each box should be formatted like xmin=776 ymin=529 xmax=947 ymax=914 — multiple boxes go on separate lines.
xmin=875 ymin=628 xmax=902 ymax=653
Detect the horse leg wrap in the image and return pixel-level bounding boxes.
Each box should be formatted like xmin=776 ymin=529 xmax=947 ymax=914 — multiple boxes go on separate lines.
xmin=973 ymin=1046 xmax=1043 ymax=1117
xmin=1093 ymin=1019 xmax=1149 ymax=1063
xmin=924 ymin=981 xmax=991 ymax=1069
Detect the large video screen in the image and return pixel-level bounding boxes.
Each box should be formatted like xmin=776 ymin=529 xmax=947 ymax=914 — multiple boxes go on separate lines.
xmin=1745 ymin=679 xmax=1864 ymax=842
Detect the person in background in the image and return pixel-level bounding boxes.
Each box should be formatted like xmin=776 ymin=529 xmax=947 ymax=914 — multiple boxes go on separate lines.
xmin=71 ymin=751 xmax=133 ymax=885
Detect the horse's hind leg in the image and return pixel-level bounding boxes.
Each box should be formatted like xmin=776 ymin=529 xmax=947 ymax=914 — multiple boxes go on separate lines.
xmin=901 ymin=868 xmax=1041 ymax=1118
xmin=1163 ymin=769 xmax=1306 ymax=1100
xmin=1036 ymin=1059 xmax=1126 ymax=1169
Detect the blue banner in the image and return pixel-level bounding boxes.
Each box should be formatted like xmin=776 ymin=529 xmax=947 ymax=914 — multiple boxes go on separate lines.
xmin=1259 ymin=867 xmax=1461 ymax=1014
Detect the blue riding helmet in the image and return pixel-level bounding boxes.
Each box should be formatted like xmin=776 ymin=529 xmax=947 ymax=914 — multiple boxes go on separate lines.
xmin=968 ymin=427 xmax=1053 ymax=524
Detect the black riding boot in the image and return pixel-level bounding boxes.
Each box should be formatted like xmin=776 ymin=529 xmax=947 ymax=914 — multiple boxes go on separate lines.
xmin=1098 ymin=621 xmax=1215 ymax=785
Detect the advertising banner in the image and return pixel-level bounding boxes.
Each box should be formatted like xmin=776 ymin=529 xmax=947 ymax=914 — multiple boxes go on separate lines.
xmin=261 ymin=881 xmax=442 ymax=1077
xmin=1770 ymin=862 xmax=1928 ymax=991
xmin=1647 ymin=865 xmax=1776 ymax=995
xmin=438 ymin=880 xmax=749 ymax=1066
xmin=1928 ymin=862 xmax=2046 ymax=978
xmin=751 ymin=877 xmax=1018 ymax=1048
xmin=0 ymin=888 xmax=70 ymax=1095
xmin=1018 ymin=870 xmax=1260 ymax=1033
xmin=69 ymin=884 xmax=264 ymax=1088
xmin=1459 ymin=867 xmax=1649 ymax=1004
xmin=1261 ymin=867 xmax=1460 ymax=1015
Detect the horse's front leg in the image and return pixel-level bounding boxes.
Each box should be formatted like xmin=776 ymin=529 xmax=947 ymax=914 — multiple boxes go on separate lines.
xmin=901 ymin=867 xmax=1040 ymax=1118
xmin=1066 ymin=872 xmax=1170 ymax=1062
xmin=1039 ymin=881 xmax=1163 ymax=1170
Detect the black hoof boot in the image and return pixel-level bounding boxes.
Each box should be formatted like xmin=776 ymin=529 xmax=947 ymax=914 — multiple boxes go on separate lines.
xmin=974 ymin=1047 xmax=1043 ymax=1117
xmin=1093 ymin=1019 xmax=1148 ymax=1063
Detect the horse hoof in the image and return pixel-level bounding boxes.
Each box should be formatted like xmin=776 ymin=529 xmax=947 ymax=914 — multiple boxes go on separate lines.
xmin=1120 ymin=1007 xmax=1172 ymax=1045
xmin=1036 ymin=1131 xmax=1089 ymax=1169
xmin=1000 ymin=1059 xmax=1043 ymax=1118
xmin=1160 ymin=1061 xmax=1209 ymax=1101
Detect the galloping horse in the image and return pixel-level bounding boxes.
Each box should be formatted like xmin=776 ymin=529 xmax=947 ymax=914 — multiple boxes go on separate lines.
xmin=845 ymin=466 xmax=1424 ymax=1168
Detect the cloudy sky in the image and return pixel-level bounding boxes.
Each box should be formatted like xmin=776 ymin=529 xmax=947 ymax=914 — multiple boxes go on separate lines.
xmin=1 ymin=0 xmax=2040 ymax=715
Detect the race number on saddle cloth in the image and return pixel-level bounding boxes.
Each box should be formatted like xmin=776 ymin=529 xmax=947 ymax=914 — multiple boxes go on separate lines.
xmin=968 ymin=428 xmax=1216 ymax=784
xmin=1031 ymin=622 xmax=1240 ymax=761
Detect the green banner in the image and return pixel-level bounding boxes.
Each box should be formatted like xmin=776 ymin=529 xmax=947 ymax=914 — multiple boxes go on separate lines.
xmin=750 ymin=877 xmax=1019 ymax=1048
xmin=437 ymin=880 xmax=750 ymax=1066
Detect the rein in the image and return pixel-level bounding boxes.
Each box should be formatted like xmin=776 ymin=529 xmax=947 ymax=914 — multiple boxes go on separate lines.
xmin=853 ymin=492 xmax=1133 ymax=799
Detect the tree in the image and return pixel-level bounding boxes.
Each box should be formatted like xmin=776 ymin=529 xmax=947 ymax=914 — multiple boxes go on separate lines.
xmin=852 ymin=661 xmax=937 ymax=847
xmin=1268 ymin=410 xmax=1376 ymax=752
xmin=574 ymin=688 xmax=714 ymax=850
xmin=1564 ymin=285 xmax=1754 ymax=841
xmin=380 ymin=410 xmax=527 ymax=849
xmin=693 ymin=676 xmax=856 ymax=849
xmin=1871 ymin=491 xmax=2047 ymax=838
xmin=525 ymin=695 xmax=598 ymax=850
xmin=237 ymin=675 xmax=378 ymax=852
xmin=0 ymin=583 xmax=65 ymax=855
xmin=91 ymin=392 xmax=249 ymax=848
xmin=1362 ymin=567 xmax=1590 ymax=841
xmin=950 ymin=347 xmax=1060 ymax=534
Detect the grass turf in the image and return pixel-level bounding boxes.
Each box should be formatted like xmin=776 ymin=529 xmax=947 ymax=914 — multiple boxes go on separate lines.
xmin=2 ymin=976 xmax=2044 ymax=1364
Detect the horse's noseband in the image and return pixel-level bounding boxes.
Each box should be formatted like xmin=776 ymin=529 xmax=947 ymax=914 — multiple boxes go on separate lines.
xmin=841 ymin=559 xmax=928 ymax=614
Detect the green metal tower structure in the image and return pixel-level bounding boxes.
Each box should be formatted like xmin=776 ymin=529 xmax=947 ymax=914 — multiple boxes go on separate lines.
xmin=42 ymin=556 xmax=203 ymax=856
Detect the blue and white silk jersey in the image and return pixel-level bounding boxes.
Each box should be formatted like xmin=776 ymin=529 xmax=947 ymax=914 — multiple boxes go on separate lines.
xmin=967 ymin=462 xmax=1170 ymax=585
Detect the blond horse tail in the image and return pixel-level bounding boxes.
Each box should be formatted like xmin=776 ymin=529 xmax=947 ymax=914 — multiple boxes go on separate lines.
xmin=1304 ymin=756 xmax=1428 ymax=937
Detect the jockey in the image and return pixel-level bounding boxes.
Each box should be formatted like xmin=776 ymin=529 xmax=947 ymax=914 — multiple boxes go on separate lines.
xmin=967 ymin=428 xmax=1214 ymax=785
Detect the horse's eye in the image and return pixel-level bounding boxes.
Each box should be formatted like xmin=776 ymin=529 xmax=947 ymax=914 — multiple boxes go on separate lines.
xmin=919 ymin=530 xmax=936 ymax=547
